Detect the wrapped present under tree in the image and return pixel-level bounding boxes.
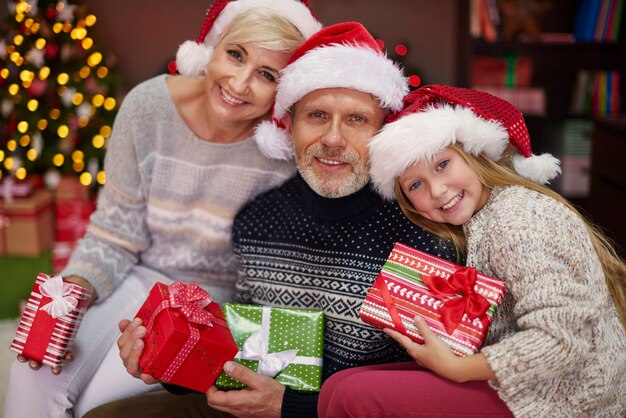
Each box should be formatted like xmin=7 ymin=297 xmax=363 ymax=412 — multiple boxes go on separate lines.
xmin=0 ymin=188 xmax=54 ymax=256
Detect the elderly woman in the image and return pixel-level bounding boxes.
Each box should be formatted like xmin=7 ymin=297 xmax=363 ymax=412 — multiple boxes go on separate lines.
xmin=4 ymin=1 xmax=321 ymax=417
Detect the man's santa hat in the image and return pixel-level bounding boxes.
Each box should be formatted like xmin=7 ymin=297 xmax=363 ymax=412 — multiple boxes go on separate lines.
xmin=175 ymin=0 xmax=321 ymax=78
xmin=254 ymin=21 xmax=410 ymax=160
xmin=368 ymin=84 xmax=561 ymax=199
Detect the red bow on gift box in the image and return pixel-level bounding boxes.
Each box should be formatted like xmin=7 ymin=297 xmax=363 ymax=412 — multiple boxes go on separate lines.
xmin=421 ymin=267 xmax=491 ymax=334
xmin=147 ymin=281 xmax=225 ymax=332
xmin=168 ymin=281 xmax=217 ymax=326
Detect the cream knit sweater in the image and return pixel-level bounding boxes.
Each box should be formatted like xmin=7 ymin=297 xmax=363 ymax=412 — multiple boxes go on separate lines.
xmin=464 ymin=185 xmax=626 ymax=417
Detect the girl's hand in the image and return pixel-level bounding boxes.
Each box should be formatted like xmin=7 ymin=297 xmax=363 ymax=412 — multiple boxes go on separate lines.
xmin=384 ymin=316 xmax=463 ymax=381
xmin=385 ymin=316 xmax=497 ymax=383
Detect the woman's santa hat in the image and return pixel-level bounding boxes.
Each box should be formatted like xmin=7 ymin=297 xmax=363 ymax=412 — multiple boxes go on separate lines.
xmin=254 ymin=21 xmax=410 ymax=160
xmin=369 ymin=84 xmax=561 ymax=199
xmin=175 ymin=0 xmax=321 ymax=78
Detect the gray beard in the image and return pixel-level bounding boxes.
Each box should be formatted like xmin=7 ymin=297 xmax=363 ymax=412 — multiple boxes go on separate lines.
xmin=296 ymin=147 xmax=370 ymax=199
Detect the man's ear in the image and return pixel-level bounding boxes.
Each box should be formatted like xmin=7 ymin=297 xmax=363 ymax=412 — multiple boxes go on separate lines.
xmin=282 ymin=112 xmax=294 ymax=139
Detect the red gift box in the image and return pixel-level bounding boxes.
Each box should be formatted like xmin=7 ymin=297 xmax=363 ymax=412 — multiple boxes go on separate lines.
xmin=10 ymin=274 xmax=92 ymax=367
xmin=54 ymin=200 xmax=94 ymax=241
xmin=54 ymin=175 xmax=92 ymax=202
xmin=359 ymin=243 xmax=507 ymax=356
xmin=135 ymin=281 xmax=238 ymax=392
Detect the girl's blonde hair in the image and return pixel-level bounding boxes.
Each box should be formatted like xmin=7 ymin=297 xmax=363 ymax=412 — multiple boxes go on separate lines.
xmin=219 ymin=9 xmax=305 ymax=54
xmin=396 ymin=143 xmax=626 ymax=328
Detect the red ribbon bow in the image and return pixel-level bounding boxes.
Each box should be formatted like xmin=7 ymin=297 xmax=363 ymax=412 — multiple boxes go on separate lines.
xmin=168 ymin=282 xmax=216 ymax=326
xmin=421 ymin=267 xmax=491 ymax=334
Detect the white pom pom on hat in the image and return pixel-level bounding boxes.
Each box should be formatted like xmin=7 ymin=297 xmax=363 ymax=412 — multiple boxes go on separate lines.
xmin=253 ymin=21 xmax=411 ymax=160
xmin=174 ymin=0 xmax=322 ymax=78
xmin=368 ymin=84 xmax=561 ymax=199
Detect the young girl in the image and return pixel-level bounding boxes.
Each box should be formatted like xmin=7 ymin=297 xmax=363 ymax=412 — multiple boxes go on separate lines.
xmin=318 ymin=85 xmax=626 ymax=418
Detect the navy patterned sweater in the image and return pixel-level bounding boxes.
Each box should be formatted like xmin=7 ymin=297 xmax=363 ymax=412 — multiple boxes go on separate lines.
xmin=233 ymin=174 xmax=456 ymax=418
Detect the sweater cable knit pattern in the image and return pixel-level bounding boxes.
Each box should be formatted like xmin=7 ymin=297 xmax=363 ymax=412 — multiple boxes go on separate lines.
xmin=464 ymin=185 xmax=626 ymax=418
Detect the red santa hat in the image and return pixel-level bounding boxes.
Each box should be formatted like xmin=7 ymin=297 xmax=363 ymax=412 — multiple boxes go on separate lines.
xmin=175 ymin=0 xmax=321 ymax=78
xmin=254 ymin=21 xmax=410 ymax=160
xmin=368 ymin=84 xmax=561 ymax=199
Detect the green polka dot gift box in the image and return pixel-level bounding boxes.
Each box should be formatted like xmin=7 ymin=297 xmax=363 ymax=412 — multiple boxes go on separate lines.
xmin=215 ymin=303 xmax=324 ymax=392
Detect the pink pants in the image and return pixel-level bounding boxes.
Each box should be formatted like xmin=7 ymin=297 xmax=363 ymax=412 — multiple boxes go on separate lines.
xmin=318 ymin=362 xmax=513 ymax=418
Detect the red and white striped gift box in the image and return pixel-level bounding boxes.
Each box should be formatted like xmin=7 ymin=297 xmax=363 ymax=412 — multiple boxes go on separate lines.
xmin=359 ymin=243 xmax=507 ymax=356
xmin=10 ymin=273 xmax=91 ymax=367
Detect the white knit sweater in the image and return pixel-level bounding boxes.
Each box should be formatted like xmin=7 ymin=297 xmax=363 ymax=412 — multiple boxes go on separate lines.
xmin=62 ymin=74 xmax=295 ymax=302
xmin=464 ymin=185 xmax=626 ymax=417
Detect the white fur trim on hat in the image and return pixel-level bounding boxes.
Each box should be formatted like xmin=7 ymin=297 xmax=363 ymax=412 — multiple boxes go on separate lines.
xmin=175 ymin=41 xmax=215 ymax=79
xmin=273 ymin=43 xmax=408 ymax=120
xmin=176 ymin=0 xmax=321 ymax=78
xmin=254 ymin=120 xmax=294 ymax=160
xmin=368 ymin=104 xmax=508 ymax=200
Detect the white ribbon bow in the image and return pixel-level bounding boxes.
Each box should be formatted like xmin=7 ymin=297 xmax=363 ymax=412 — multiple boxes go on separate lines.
xmin=238 ymin=306 xmax=299 ymax=378
xmin=39 ymin=275 xmax=78 ymax=319
xmin=241 ymin=328 xmax=299 ymax=378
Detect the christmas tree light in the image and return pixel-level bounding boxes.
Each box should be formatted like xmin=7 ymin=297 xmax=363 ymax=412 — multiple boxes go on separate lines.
xmin=0 ymin=0 xmax=123 ymax=189
xmin=375 ymin=36 xmax=423 ymax=91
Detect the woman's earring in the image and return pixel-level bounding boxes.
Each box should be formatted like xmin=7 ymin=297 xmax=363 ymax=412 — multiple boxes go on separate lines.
xmin=200 ymin=68 xmax=207 ymax=77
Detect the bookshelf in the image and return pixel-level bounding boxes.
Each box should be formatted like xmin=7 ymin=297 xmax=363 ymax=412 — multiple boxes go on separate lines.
xmin=456 ymin=0 xmax=626 ymax=201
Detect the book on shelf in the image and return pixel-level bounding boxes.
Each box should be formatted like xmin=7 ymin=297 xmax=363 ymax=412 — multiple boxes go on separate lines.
xmin=470 ymin=0 xmax=499 ymax=42
xmin=470 ymin=55 xmax=533 ymax=88
xmin=574 ymin=0 xmax=624 ymax=42
xmin=571 ymin=70 xmax=622 ymax=117
xmin=517 ymin=32 xmax=576 ymax=43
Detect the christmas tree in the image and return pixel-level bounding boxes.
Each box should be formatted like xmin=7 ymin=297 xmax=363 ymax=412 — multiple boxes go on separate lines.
xmin=0 ymin=0 xmax=123 ymax=189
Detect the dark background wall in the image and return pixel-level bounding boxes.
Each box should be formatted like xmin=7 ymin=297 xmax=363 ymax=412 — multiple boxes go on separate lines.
xmin=0 ymin=0 xmax=458 ymax=90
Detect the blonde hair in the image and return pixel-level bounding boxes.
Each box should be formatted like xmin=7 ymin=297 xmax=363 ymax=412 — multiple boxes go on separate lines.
xmin=396 ymin=143 xmax=626 ymax=328
xmin=219 ymin=9 xmax=305 ymax=54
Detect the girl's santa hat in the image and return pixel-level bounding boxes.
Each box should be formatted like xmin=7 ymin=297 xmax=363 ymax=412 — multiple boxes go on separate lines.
xmin=254 ymin=21 xmax=410 ymax=160
xmin=369 ymin=84 xmax=561 ymax=199
xmin=175 ymin=0 xmax=321 ymax=78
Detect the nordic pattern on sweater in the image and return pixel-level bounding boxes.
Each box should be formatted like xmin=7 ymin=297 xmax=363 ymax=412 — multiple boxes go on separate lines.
xmin=62 ymin=74 xmax=296 ymax=301
xmin=233 ymin=174 xmax=457 ymax=380
xmin=464 ymin=185 xmax=626 ymax=418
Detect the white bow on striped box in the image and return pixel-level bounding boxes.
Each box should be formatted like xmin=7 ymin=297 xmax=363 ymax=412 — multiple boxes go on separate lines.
xmin=10 ymin=273 xmax=92 ymax=367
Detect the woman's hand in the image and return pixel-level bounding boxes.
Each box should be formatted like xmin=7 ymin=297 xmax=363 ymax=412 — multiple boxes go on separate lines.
xmin=16 ymin=352 xmax=73 ymax=375
xmin=117 ymin=318 xmax=158 ymax=385
xmin=64 ymin=274 xmax=98 ymax=304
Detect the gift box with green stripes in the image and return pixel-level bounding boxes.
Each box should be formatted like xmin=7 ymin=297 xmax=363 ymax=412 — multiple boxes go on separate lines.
xmin=359 ymin=242 xmax=507 ymax=356
xmin=215 ymin=303 xmax=324 ymax=392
